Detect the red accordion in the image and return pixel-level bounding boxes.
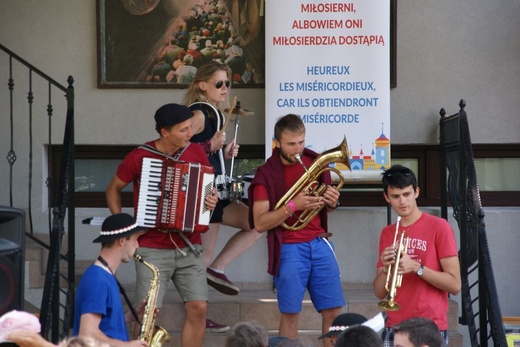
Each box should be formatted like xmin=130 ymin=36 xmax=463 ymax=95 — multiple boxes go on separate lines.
xmin=136 ymin=157 xmax=214 ymax=233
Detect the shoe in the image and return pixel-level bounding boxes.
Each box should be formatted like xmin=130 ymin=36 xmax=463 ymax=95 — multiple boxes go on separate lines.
xmin=205 ymin=318 xmax=230 ymax=333
xmin=207 ymin=268 xmax=240 ymax=295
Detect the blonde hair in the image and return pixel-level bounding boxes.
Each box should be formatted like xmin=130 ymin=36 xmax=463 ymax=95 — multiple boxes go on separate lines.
xmin=183 ymin=61 xmax=231 ymax=110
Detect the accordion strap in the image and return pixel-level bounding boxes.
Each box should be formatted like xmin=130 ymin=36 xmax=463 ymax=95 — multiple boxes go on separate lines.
xmin=175 ymin=231 xmax=202 ymax=257
xmin=138 ymin=143 xmax=188 ymax=161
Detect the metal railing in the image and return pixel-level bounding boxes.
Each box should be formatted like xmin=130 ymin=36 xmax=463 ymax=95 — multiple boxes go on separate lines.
xmin=0 ymin=43 xmax=75 ymax=343
xmin=439 ymin=99 xmax=506 ymax=347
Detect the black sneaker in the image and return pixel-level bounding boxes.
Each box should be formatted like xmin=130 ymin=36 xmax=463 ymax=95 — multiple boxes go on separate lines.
xmin=206 ymin=268 xmax=240 ymax=295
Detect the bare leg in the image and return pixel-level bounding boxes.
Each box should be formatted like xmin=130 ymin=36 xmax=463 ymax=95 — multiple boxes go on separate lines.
xmin=209 ymin=201 xmax=262 ymax=270
xmin=203 ymin=201 xmax=261 ymax=295
xmin=320 ymin=307 xmax=342 ymax=347
xmin=210 ymin=228 xmax=263 ymax=270
xmin=279 ymin=312 xmax=299 ymax=340
xmin=201 ymin=223 xmax=220 ymax=267
xmin=181 ymin=300 xmax=207 ymax=347
xmin=200 ymin=224 xmax=232 ymax=322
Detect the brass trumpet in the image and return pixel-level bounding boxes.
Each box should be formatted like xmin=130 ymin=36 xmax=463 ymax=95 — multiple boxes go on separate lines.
xmin=274 ymin=136 xmax=350 ymax=231
xmin=378 ymin=216 xmax=409 ymax=311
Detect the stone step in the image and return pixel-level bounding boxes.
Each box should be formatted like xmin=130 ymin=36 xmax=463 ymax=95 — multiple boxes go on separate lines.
xmin=25 ymin=235 xmax=91 ymax=289
xmin=23 ymin=237 xmax=462 ymax=346
xmin=126 ymin=287 xmax=462 ymax=347
xmin=198 ymin=331 xmax=462 ymax=347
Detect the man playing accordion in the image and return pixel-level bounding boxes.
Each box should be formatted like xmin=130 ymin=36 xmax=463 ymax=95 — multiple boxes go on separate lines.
xmin=106 ymin=103 xmax=218 ymax=347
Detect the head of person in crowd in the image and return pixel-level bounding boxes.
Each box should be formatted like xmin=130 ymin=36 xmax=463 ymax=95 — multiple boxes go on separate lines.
xmin=183 ymin=53 xmax=194 ymax=66
xmin=59 ymin=336 xmax=111 ymax=347
xmin=188 ymin=41 xmax=198 ymax=51
xmin=268 ymin=336 xmax=291 ymax=347
xmin=392 ymin=317 xmax=442 ymax=347
xmin=184 ymin=60 xmax=232 ymax=108
xmin=275 ymin=339 xmax=316 ymax=347
xmin=334 ymin=324 xmax=383 ymax=347
xmin=0 ymin=310 xmax=40 ymax=341
xmin=318 ymin=312 xmax=368 ymax=345
xmin=225 ymin=320 xmax=269 ymax=347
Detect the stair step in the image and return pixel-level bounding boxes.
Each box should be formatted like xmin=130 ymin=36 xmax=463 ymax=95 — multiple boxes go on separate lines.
xmin=124 ymin=288 xmax=462 ymax=347
xmin=201 ymin=330 xmax=322 ymax=347
xmin=23 ymin=240 xmax=462 ymax=347
xmin=198 ymin=331 xmax=463 ymax=347
xmin=25 ymin=234 xmax=91 ymax=288
xmin=134 ymin=288 xmax=383 ymax=332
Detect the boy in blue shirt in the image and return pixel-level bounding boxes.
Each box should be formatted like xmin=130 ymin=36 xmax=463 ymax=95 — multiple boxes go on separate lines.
xmin=73 ymin=213 xmax=149 ymax=347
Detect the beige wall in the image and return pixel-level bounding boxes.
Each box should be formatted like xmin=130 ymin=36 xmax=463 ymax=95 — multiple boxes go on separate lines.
xmin=1 ymin=1 xmax=519 ymax=146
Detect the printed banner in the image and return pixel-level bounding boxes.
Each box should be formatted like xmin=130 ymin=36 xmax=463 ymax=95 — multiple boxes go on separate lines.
xmin=265 ymin=0 xmax=391 ymax=182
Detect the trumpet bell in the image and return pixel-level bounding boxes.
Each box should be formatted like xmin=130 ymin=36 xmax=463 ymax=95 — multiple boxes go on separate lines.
xmin=378 ymin=298 xmax=400 ymax=311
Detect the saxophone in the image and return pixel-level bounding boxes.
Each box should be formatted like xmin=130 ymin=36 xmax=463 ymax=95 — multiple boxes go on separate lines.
xmin=134 ymin=254 xmax=170 ymax=347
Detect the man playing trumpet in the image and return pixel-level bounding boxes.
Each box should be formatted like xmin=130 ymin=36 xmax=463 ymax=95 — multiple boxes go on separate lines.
xmin=373 ymin=165 xmax=461 ymax=347
xmin=248 ymin=114 xmax=346 ymax=347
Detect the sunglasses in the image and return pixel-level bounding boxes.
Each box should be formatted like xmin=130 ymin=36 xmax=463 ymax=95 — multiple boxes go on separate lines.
xmin=213 ymin=80 xmax=230 ymax=89
xmin=383 ymin=168 xmax=412 ymax=178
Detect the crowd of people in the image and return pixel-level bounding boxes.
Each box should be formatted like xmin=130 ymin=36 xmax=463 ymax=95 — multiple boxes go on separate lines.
xmin=3 ymin=59 xmax=461 ymax=346
xmin=1 ymin=310 xmax=442 ymax=347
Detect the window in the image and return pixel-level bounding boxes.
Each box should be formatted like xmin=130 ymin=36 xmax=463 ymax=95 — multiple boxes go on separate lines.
xmin=49 ymin=144 xmax=264 ymax=208
xmin=471 ymin=144 xmax=520 ymax=206
xmin=49 ymin=144 xmax=520 ymax=208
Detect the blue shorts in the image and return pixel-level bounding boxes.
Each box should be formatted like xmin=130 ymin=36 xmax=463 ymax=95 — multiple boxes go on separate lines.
xmin=274 ymin=237 xmax=346 ymax=313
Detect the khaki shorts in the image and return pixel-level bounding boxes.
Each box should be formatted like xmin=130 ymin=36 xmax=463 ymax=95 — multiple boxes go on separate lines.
xmin=135 ymin=245 xmax=208 ymax=307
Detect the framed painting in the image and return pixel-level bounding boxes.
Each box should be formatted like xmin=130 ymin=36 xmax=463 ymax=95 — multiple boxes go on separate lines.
xmin=96 ymin=0 xmax=395 ymax=89
xmin=96 ymin=0 xmax=265 ymax=88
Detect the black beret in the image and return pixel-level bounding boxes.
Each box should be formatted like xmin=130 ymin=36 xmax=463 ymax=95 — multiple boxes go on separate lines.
xmin=154 ymin=103 xmax=194 ymax=126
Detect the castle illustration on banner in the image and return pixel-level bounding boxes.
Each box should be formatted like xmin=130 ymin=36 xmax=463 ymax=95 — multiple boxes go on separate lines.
xmin=332 ymin=123 xmax=390 ymax=172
